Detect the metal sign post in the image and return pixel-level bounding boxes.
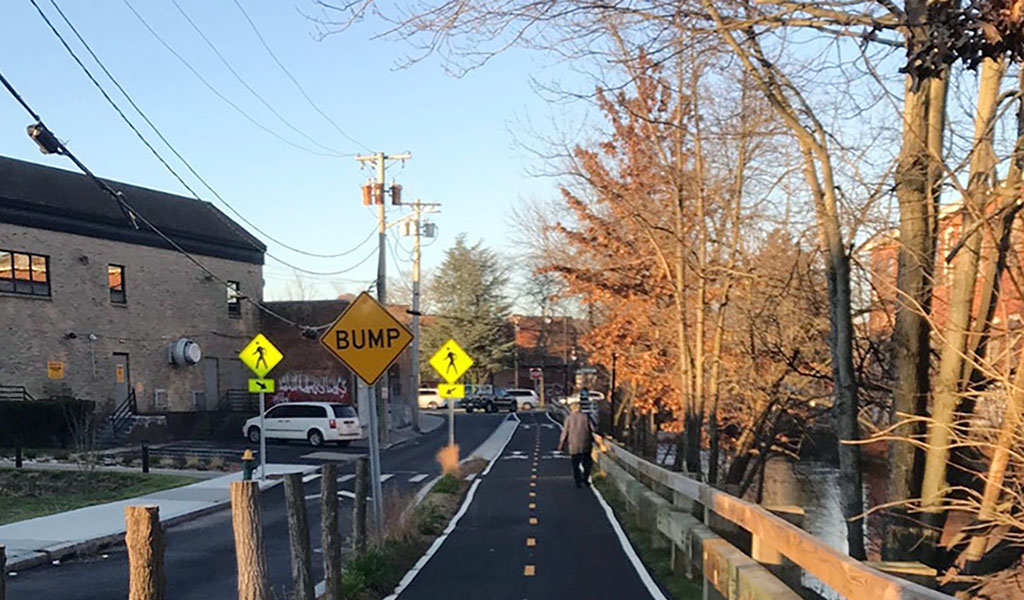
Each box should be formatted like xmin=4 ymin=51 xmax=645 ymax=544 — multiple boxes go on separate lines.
xmin=318 ymin=292 xmax=414 ymax=534
xmin=258 ymin=391 xmax=266 ymax=481
xmin=430 ymin=339 xmax=473 ymax=451
xmin=239 ymin=333 xmax=284 ymax=483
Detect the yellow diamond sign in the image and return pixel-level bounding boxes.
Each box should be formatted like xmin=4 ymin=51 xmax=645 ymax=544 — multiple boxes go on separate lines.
xmin=319 ymin=292 xmax=414 ymax=385
xmin=429 ymin=338 xmax=473 ymax=384
xmin=239 ymin=333 xmax=283 ymax=378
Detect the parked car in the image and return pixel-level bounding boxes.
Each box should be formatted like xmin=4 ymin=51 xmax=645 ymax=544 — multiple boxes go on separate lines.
xmin=559 ymin=390 xmax=605 ymax=404
xmin=465 ymin=388 xmax=516 ymax=413
xmin=243 ymin=402 xmax=361 ymax=447
xmin=417 ymin=388 xmax=448 ymax=410
xmin=506 ymin=388 xmax=540 ymax=410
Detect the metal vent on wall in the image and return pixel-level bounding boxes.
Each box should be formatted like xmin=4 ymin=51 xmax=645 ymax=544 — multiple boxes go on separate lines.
xmin=192 ymin=391 xmax=206 ymax=410
xmin=154 ymin=389 xmax=168 ymax=411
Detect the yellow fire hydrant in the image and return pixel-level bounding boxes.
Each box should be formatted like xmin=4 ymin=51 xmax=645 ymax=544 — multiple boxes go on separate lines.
xmin=242 ymin=448 xmax=256 ymax=480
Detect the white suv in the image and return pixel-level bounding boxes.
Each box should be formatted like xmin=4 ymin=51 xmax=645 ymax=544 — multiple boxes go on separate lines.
xmin=243 ymin=402 xmax=361 ymax=447
xmin=417 ymin=388 xmax=448 ymax=410
xmin=506 ymin=389 xmax=540 ymax=410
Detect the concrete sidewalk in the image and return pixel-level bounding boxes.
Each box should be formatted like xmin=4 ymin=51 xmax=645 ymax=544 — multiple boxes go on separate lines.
xmin=0 ymin=463 xmax=317 ymax=571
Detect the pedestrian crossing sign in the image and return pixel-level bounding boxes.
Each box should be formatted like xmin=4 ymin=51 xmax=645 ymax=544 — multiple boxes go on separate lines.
xmin=437 ymin=383 xmax=465 ymax=399
xmin=239 ymin=333 xmax=283 ymax=378
xmin=429 ymin=338 xmax=473 ymax=384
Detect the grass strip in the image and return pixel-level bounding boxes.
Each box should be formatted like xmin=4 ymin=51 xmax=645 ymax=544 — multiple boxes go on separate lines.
xmin=0 ymin=468 xmax=197 ymax=525
xmin=593 ymin=475 xmax=703 ymax=600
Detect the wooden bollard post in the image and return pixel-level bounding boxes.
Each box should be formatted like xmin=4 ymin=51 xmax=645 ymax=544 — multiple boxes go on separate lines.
xmin=353 ymin=456 xmax=368 ymax=553
xmin=321 ymin=464 xmax=342 ymax=600
xmin=230 ymin=481 xmax=268 ymax=600
xmin=284 ymin=473 xmax=314 ymax=600
xmin=1 ymin=544 xmax=7 ymax=600
xmin=125 ymin=505 xmax=165 ymax=600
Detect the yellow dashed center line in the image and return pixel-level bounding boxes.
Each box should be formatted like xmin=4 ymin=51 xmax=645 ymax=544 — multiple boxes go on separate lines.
xmin=529 ymin=517 xmax=538 ymax=525
xmin=529 ymin=491 xmax=536 ymax=497
xmin=527 ymin=537 xmax=536 ymax=547
xmin=529 ymin=502 xmax=536 ymax=509
xmin=524 ymin=565 xmax=535 ymax=576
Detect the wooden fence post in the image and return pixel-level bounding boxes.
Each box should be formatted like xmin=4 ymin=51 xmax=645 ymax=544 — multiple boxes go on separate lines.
xmin=284 ymin=473 xmax=314 ymax=600
xmin=354 ymin=456 xmax=368 ymax=553
xmin=230 ymin=481 xmax=268 ymax=600
xmin=321 ymin=463 xmax=342 ymax=600
xmin=125 ymin=505 xmax=164 ymax=600
xmin=1 ymin=544 xmax=6 ymax=600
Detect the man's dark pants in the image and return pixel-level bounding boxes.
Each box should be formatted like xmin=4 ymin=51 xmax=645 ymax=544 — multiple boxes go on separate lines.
xmin=571 ymin=451 xmax=593 ymax=486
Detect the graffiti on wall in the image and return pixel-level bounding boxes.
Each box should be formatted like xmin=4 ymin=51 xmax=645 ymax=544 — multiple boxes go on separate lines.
xmin=270 ymin=372 xmax=350 ymax=405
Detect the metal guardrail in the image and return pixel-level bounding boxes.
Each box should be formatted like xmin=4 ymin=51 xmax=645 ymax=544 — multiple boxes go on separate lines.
xmin=599 ymin=439 xmax=953 ymax=600
xmin=0 ymin=385 xmax=35 ymax=402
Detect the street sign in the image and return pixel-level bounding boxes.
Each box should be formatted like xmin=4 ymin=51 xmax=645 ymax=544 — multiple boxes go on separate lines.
xmin=319 ymin=292 xmax=414 ymax=385
xmin=429 ymin=338 xmax=473 ymax=384
xmin=437 ymin=383 xmax=465 ymax=399
xmin=248 ymin=378 xmax=275 ymax=393
xmin=239 ymin=333 xmax=283 ymax=378
xmin=530 ymin=367 xmax=542 ymax=381
xmin=578 ymin=366 xmax=598 ymax=374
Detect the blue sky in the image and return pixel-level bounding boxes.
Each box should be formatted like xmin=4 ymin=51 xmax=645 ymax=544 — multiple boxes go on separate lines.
xmin=0 ymin=0 xmax=586 ymax=300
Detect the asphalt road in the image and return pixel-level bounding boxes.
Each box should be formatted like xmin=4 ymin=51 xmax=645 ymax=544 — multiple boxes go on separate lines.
xmin=397 ymin=412 xmax=660 ymax=600
xmin=4 ymin=412 xmax=506 ymax=600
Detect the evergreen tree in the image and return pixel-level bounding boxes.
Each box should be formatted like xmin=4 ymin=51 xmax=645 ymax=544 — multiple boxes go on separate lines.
xmin=421 ymin=236 xmax=514 ymax=384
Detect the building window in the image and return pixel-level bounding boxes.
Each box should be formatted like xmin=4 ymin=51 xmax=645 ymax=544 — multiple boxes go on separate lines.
xmin=227 ymin=281 xmax=241 ymax=317
xmin=0 ymin=250 xmax=50 ymax=297
xmin=108 ymin=264 xmax=126 ymax=304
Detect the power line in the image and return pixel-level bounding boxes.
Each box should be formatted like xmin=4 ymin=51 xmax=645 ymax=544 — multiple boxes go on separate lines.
xmin=120 ymin=0 xmax=344 ymax=158
xmin=267 ymin=244 xmax=378 ymax=276
xmin=229 ymin=0 xmax=369 ymax=152
xmin=0 ymin=67 xmax=331 ymax=334
xmin=167 ymin=0 xmax=353 ymax=158
xmin=38 ymin=0 xmax=379 ymax=265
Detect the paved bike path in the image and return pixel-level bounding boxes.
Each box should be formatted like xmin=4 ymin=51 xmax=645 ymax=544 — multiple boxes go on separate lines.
xmin=395 ymin=412 xmax=661 ymax=600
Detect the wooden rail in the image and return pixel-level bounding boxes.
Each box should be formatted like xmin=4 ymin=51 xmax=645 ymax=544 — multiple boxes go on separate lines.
xmin=599 ymin=439 xmax=953 ymax=600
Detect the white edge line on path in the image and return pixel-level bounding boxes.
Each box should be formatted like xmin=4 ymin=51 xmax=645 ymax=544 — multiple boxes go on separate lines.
xmin=384 ymin=415 xmax=519 ymax=600
xmin=590 ymin=484 xmax=669 ymax=600
xmin=547 ymin=408 xmax=666 ymax=599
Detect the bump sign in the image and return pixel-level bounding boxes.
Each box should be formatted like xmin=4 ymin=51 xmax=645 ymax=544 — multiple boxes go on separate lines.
xmin=319 ymin=292 xmax=413 ymax=385
xmin=429 ymin=339 xmax=473 ymax=384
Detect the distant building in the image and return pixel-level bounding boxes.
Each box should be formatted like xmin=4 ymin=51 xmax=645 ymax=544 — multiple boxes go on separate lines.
xmin=864 ymin=202 xmax=1024 ymax=365
xmin=494 ymin=315 xmax=583 ymax=397
xmin=0 ymin=156 xmax=264 ymax=412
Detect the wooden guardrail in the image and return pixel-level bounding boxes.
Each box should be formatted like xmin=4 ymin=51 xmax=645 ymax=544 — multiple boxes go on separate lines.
xmin=597 ymin=438 xmax=953 ymax=600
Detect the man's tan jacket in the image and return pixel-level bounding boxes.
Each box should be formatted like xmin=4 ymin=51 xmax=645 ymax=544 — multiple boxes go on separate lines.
xmin=559 ymin=411 xmax=594 ymax=455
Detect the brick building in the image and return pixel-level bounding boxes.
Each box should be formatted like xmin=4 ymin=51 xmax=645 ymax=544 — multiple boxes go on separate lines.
xmin=864 ymin=202 xmax=1024 ymax=347
xmin=0 ymin=156 xmax=263 ymax=412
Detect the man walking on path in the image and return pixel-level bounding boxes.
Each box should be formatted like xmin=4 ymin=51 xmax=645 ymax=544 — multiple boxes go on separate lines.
xmin=558 ymin=400 xmax=595 ymax=487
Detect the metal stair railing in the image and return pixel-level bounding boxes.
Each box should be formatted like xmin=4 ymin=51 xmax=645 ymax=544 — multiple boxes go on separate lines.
xmin=108 ymin=389 xmax=137 ymax=438
xmin=0 ymin=385 xmax=36 ymax=402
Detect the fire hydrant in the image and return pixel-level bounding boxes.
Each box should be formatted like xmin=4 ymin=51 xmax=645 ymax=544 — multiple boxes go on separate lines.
xmin=242 ymin=449 xmax=256 ymax=480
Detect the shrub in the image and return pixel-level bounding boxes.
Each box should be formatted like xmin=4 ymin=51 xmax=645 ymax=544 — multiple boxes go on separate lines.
xmin=431 ymin=473 xmax=460 ymax=495
xmin=0 ymin=399 xmax=95 ymax=448
xmin=416 ymin=503 xmax=447 ymax=535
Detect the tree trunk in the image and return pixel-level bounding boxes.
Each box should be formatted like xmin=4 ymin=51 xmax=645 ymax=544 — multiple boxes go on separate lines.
xmin=321 ymin=463 xmax=343 ymax=600
xmin=230 ymin=481 xmax=268 ymax=600
xmin=125 ymin=505 xmax=164 ymax=600
xmin=284 ymin=473 xmax=314 ymax=600
xmin=921 ymin=57 xmax=1005 ymax=517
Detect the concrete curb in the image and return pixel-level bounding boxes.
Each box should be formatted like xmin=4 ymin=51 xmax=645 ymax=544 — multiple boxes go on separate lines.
xmin=5 ymin=468 xmax=314 ymax=572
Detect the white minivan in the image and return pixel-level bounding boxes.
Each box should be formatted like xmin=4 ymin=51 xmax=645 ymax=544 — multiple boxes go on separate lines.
xmin=243 ymin=402 xmax=361 ymax=447
xmin=417 ymin=388 xmax=448 ymax=410
xmin=506 ymin=389 xmax=541 ymax=410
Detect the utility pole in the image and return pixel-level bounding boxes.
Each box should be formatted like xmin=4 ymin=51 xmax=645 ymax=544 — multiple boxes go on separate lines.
xmin=406 ymin=200 xmax=439 ymax=434
xmin=355 ymin=151 xmax=410 ymax=533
